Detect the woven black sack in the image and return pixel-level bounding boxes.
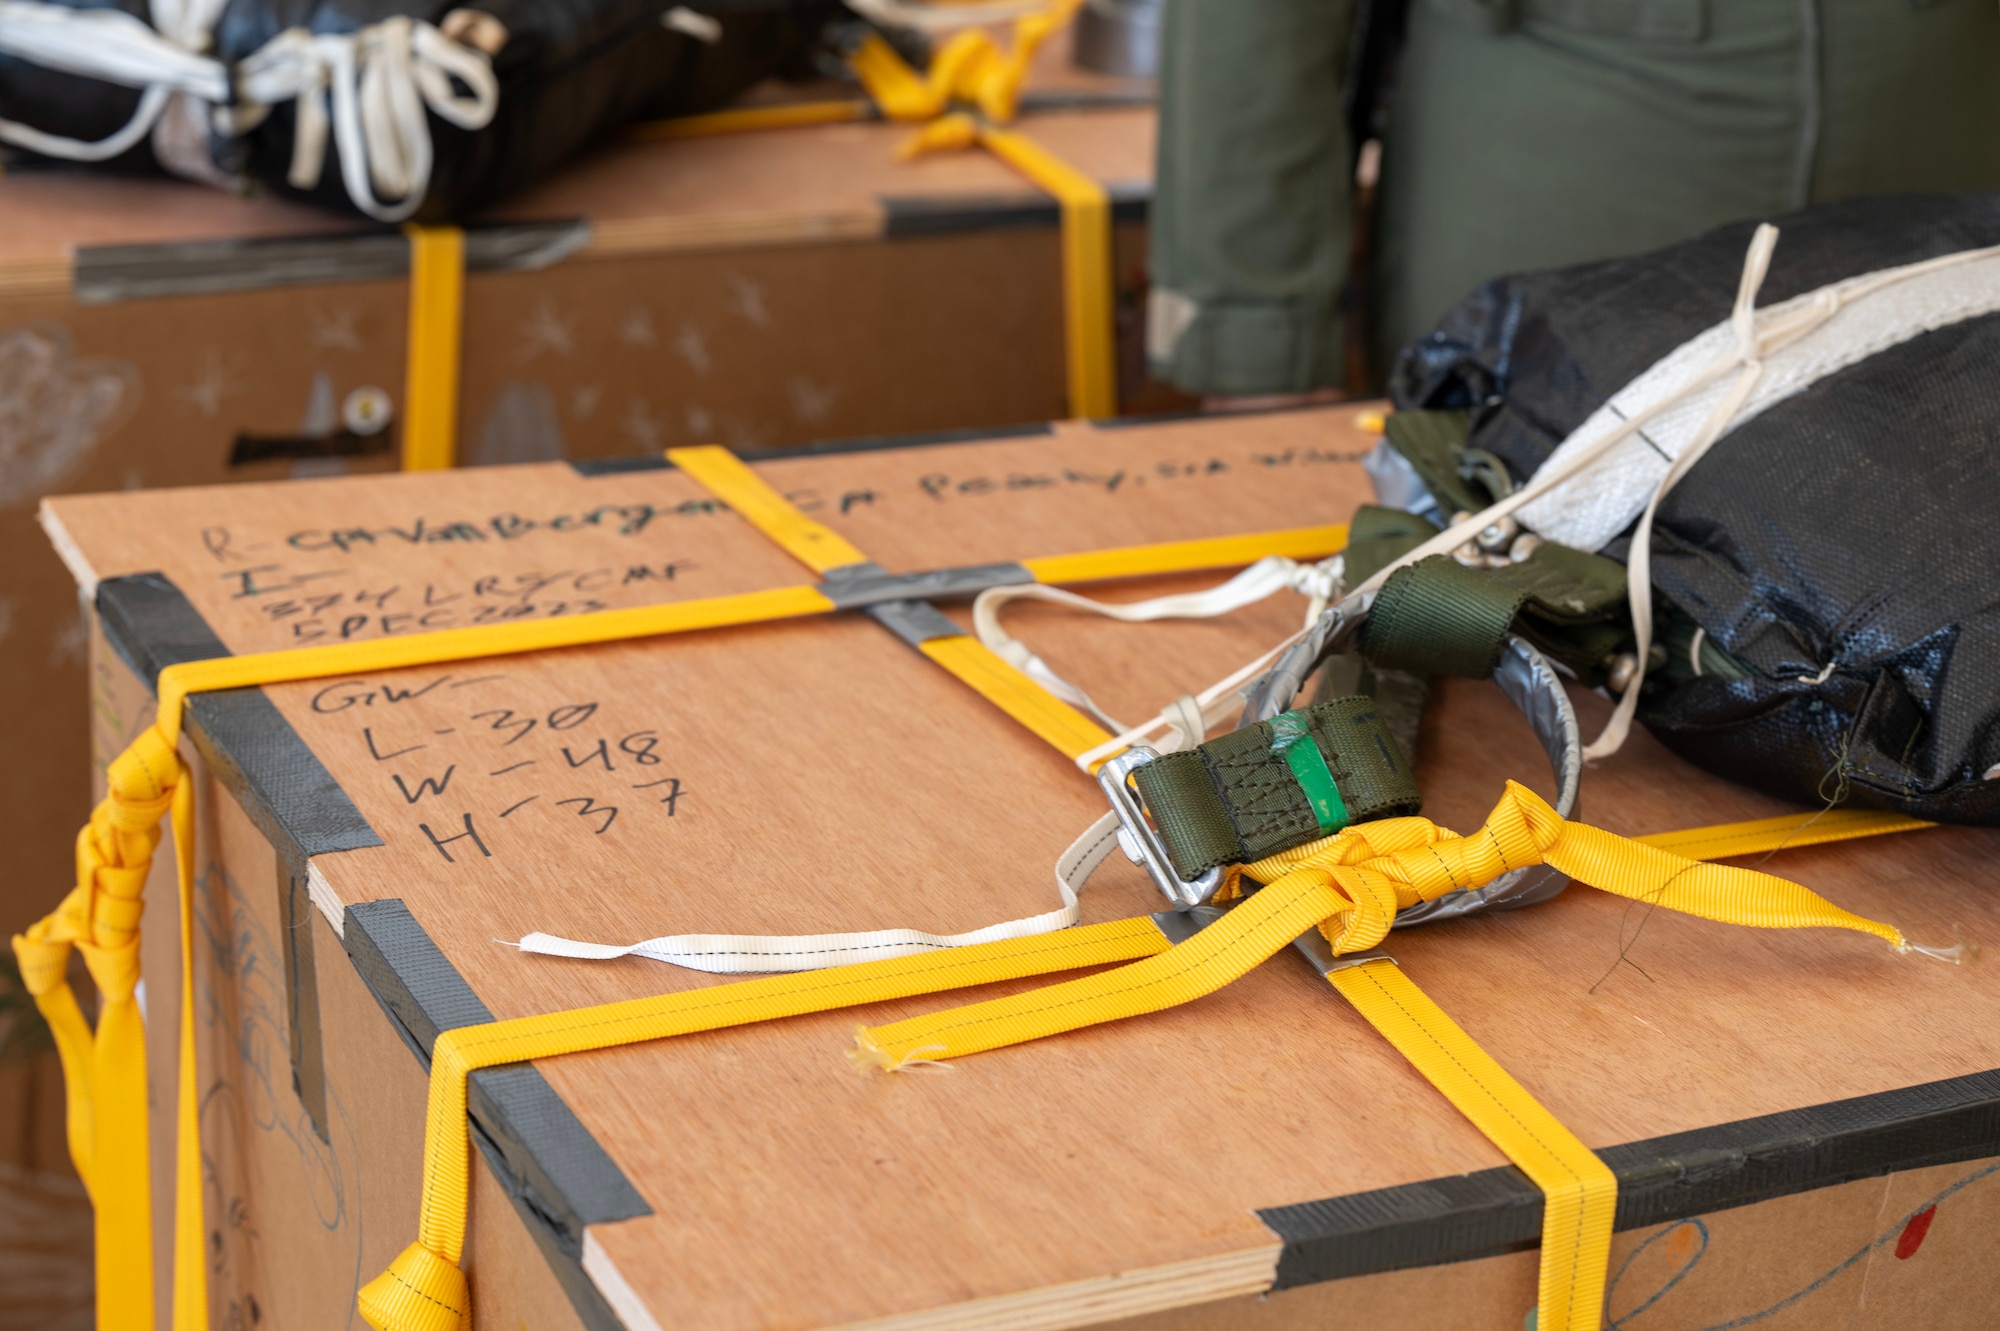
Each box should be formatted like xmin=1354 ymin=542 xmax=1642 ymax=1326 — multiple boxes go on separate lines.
xmin=1385 ymin=193 xmax=2000 ymax=825
xmin=0 ymin=0 xmax=844 ymax=221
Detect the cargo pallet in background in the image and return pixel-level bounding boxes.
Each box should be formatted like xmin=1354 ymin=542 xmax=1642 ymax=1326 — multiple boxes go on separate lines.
xmin=39 ymin=408 xmax=2000 ymax=1330
xmin=0 ymin=34 xmax=1162 ymax=955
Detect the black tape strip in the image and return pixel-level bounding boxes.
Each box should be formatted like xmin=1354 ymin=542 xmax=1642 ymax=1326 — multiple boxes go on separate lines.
xmin=73 ymin=220 xmax=590 ymax=304
xmin=1259 ymin=1067 xmax=2000 ymax=1288
xmin=282 ymin=858 xmax=330 ymax=1145
xmin=230 ymin=429 xmax=396 ymax=467
xmin=343 ymin=900 xmax=651 ymax=1270
xmin=95 ymin=574 xmax=383 ymax=872
xmin=882 ymin=185 xmax=1148 ymax=239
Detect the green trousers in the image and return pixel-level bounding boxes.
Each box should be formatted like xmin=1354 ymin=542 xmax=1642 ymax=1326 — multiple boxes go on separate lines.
xmin=1147 ymin=0 xmax=2000 ymax=396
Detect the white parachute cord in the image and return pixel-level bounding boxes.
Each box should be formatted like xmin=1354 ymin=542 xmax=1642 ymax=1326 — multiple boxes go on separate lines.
xmin=972 ymin=554 xmax=1340 ymax=733
xmin=514 ymin=810 xmax=1128 ymax=973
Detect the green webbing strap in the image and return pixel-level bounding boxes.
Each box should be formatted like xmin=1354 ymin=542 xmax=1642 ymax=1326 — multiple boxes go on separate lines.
xmin=1380 ymin=408 xmax=1487 ymax=516
xmin=1132 ymin=697 xmax=1423 ymax=879
xmin=1362 ymin=542 xmax=1631 ymax=681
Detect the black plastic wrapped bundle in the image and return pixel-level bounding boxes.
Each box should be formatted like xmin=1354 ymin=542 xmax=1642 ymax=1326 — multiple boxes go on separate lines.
xmin=0 ymin=0 xmax=847 ymax=220
xmin=1386 ymin=193 xmax=2000 ymax=825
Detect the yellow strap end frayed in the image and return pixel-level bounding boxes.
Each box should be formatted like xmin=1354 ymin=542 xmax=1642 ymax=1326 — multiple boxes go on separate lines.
xmin=358 ymin=1240 xmax=469 ymax=1331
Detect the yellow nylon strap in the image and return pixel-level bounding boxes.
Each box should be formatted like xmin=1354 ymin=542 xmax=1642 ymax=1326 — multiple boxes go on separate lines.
xmin=853 ymin=783 xmax=1909 ymax=1331
xmin=171 ymin=777 xmax=208 ymax=1330
xmin=663 ymin=445 xmax=1115 ymax=759
xmin=357 ymin=915 xmax=1172 ymax=1330
xmin=1328 ymin=960 xmax=1616 ymax=1331
xmin=847 ymin=31 xmax=948 ymax=121
xmin=153 ymin=585 xmax=836 ymax=746
xmin=630 ymin=99 xmax=874 ymax=140
xmin=666 ymin=444 xmax=873 ymax=574
xmin=10 ymin=726 xmax=184 ymax=1330
xmin=401 ymin=225 xmax=464 ymax=472
xmin=1019 ymin=524 xmax=1350 ymax=584
xmin=917 ymin=635 xmax=1113 ymax=761
xmin=975 ymin=122 xmax=1117 ymax=419
xmin=1636 ymin=807 xmax=1934 ymax=860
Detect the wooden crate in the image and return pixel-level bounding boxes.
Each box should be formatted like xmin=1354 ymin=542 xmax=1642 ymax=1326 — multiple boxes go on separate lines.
xmin=0 ymin=27 xmax=1160 ymax=955
xmin=42 ymin=409 xmax=2000 ymax=1330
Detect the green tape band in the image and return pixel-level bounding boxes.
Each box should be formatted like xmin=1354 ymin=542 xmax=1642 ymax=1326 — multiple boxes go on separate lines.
xmin=1269 ymin=711 xmax=1350 ymax=835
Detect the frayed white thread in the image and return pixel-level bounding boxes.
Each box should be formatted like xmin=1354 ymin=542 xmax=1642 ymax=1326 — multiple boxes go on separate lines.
xmin=847 ymin=1034 xmax=953 ymax=1074
xmin=1897 ymin=925 xmax=1977 ymax=966
xmin=1689 ymin=627 xmax=1707 ymax=678
xmin=1796 ymin=659 xmax=1838 ymax=686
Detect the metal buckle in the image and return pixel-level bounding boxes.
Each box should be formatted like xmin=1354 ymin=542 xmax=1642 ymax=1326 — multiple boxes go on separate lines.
xmin=1096 ymin=746 xmax=1223 ymax=911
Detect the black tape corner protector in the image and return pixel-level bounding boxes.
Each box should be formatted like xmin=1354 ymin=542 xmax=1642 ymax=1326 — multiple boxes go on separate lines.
xmin=343 ymin=899 xmax=650 ymax=1331
xmin=1258 ymin=1067 xmax=2000 ymax=1289
xmin=881 ymin=184 xmax=1147 ymax=239
xmin=97 ymin=572 xmax=380 ymax=1148
xmin=73 ymin=218 xmax=589 ymax=304
xmin=95 ymin=571 xmax=643 ymax=1328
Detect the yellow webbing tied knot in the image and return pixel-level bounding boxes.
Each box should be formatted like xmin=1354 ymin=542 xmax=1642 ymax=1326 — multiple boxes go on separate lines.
xmin=855 ymin=781 xmax=1907 ymax=1065
xmin=10 ymin=720 xmax=205 ymax=1331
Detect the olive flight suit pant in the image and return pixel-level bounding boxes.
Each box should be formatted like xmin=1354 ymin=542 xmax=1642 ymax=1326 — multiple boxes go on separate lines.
xmin=1147 ymin=0 xmax=2000 ymax=396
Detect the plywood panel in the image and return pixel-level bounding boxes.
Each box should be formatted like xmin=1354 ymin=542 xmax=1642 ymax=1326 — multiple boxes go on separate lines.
xmin=47 ymin=408 xmax=2000 ymax=1329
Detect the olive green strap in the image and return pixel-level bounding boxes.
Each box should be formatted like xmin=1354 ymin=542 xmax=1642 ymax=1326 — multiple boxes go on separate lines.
xmin=1132 ymin=696 xmax=1423 ymax=879
xmin=1361 ymin=541 xmax=1631 ymax=681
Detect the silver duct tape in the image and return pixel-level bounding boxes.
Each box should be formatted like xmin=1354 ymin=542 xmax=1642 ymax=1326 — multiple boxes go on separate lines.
xmin=1240 ymin=604 xmax=1582 ymax=925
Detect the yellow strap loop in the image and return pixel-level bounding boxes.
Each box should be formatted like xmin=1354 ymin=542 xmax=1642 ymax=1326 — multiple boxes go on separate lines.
xmin=847 ymin=31 xmax=947 ymax=122
xmin=401 ymin=224 xmax=464 ymax=472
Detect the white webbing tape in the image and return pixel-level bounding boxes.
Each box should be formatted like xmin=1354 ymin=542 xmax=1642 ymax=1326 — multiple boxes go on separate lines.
xmin=515 ymin=813 xmax=1126 ymax=974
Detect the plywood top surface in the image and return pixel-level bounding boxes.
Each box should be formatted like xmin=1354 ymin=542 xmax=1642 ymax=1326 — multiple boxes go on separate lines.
xmin=45 ymin=408 xmax=2000 ymax=1330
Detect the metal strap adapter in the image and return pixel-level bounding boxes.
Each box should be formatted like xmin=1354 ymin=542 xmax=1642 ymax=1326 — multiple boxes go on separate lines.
xmin=1239 ymin=595 xmax=1582 ymax=923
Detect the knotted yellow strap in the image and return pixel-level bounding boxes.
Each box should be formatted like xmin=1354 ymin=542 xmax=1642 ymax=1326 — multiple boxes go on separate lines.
xmin=358 ymin=916 xmax=1173 ymax=1330
xmin=850 ymin=782 xmax=1908 ymax=1331
xmin=854 ymin=782 xmax=1906 ymax=1065
xmin=10 ymin=723 xmax=190 ymax=1331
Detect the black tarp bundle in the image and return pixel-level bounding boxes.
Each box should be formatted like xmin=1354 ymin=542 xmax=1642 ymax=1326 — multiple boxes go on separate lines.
xmin=0 ymin=0 xmax=849 ymax=220
xmin=1385 ymin=193 xmax=2000 ymax=825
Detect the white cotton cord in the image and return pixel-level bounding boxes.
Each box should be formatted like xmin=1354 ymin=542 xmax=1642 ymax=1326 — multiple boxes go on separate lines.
xmin=1688 ymin=626 xmax=1707 ymax=678
xmin=517 ymin=811 xmax=1128 ymax=973
xmin=973 ymin=555 xmax=1338 ymax=735
xmin=1072 ymin=625 xmax=1313 ymax=772
xmin=1581 ymin=225 xmax=1780 ymax=758
xmin=235 ymin=18 xmax=499 ymax=222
